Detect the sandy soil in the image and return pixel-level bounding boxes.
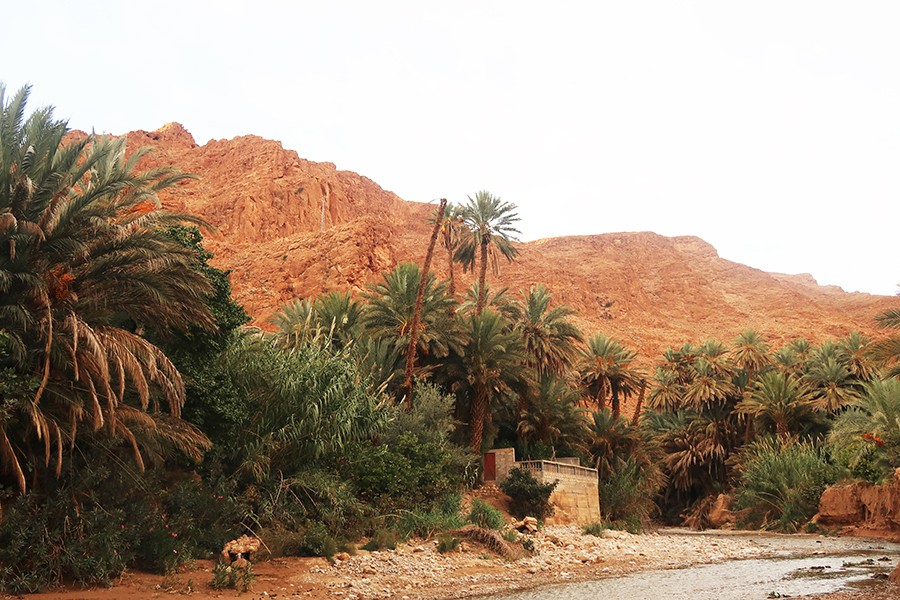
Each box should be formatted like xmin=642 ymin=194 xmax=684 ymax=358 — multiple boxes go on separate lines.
xmin=10 ymin=527 xmax=899 ymax=600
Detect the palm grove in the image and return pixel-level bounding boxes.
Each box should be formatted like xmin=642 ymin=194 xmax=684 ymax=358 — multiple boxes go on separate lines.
xmin=2 ymin=86 xmax=900 ymax=591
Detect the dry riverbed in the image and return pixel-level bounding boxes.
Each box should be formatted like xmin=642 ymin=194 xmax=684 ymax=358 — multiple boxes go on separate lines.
xmin=20 ymin=526 xmax=898 ymax=600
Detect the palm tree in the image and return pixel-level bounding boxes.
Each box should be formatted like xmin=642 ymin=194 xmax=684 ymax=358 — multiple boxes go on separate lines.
xmin=804 ymin=356 xmax=861 ymax=413
xmin=438 ymin=202 xmax=465 ymax=298
xmin=730 ymin=330 xmax=770 ymax=382
xmin=873 ymin=308 xmax=900 ymax=377
xmin=448 ymin=309 xmax=530 ymax=452
xmin=510 ymin=285 xmax=583 ymax=378
xmin=580 ymin=334 xmax=644 ymax=419
xmin=402 ymin=198 xmax=447 ymax=403
xmin=454 ymin=191 xmax=520 ymax=315
xmin=682 ymin=359 xmax=738 ymax=411
xmin=837 ymin=331 xmax=879 ymax=382
xmin=827 ymin=378 xmax=900 ymax=477
xmin=516 ymin=377 xmax=588 ymax=459
xmin=0 ymin=85 xmax=215 ymax=491
xmin=647 ymin=367 xmax=684 ymax=412
xmin=736 ymin=371 xmax=816 ymax=440
xmin=314 ymin=290 xmax=364 ymax=349
xmin=362 ymin=263 xmax=462 ymax=391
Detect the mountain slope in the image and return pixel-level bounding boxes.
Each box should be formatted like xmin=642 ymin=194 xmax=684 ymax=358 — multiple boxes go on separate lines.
xmin=126 ymin=123 xmax=898 ymax=361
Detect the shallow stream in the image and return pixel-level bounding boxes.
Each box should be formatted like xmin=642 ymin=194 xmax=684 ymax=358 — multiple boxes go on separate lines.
xmin=494 ymin=532 xmax=900 ymax=600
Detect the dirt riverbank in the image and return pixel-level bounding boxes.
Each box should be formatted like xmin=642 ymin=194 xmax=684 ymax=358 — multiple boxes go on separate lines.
xmin=13 ymin=527 xmax=900 ymax=600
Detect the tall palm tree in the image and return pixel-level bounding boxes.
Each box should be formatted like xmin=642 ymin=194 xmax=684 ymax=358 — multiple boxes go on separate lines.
xmin=454 ymin=191 xmax=520 ymax=316
xmin=438 ymin=202 xmax=465 ymax=299
xmin=0 ymin=85 xmax=215 ymax=491
xmin=510 ymin=285 xmax=583 ymax=378
xmin=402 ymin=198 xmax=447 ymax=403
xmin=837 ymin=331 xmax=879 ymax=382
xmin=580 ymin=334 xmax=644 ymax=419
xmin=736 ymin=371 xmax=816 ymax=440
xmin=448 ymin=309 xmax=530 ymax=452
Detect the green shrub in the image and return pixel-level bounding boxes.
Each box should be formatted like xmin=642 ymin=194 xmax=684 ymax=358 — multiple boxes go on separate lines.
xmin=467 ymin=499 xmax=506 ymax=530
xmin=499 ymin=468 xmax=557 ymax=520
xmin=735 ymin=437 xmax=838 ymax=532
xmin=582 ymin=522 xmax=606 ymax=537
xmin=597 ymin=455 xmax=662 ymax=525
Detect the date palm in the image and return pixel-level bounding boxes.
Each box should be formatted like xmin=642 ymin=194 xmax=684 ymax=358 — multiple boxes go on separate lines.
xmin=736 ymin=371 xmax=816 ymax=440
xmin=580 ymin=334 xmax=644 ymax=419
xmin=362 ymin=263 xmax=462 ymax=390
xmin=454 ymin=191 xmax=520 ymax=315
xmin=510 ymin=285 xmax=583 ymax=378
xmin=873 ymin=308 xmax=900 ymax=377
xmin=804 ymin=356 xmax=861 ymax=413
xmin=730 ymin=330 xmax=770 ymax=382
xmin=447 ymin=309 xmax=530 ymax=452
xmin=0 ymin=85 xmax=214 ymax=491
xmin=516 ymin=376 xmax=589 ymax=459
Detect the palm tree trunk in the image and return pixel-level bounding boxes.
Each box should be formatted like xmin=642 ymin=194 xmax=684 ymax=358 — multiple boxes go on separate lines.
xmin=476 ymin=235 xmax=489 ymax=316
xmin=444 ymin=227 xmax=456 ymax=299
xmin=401 ymin=199 xmax=447 ymax=407
xmin=611 ymin=385 xmax=620 ymax=420
xmin=631 ymin=380 xmax=647 ymax=426
xmin=470 ymin=383 xmax=488 ymax=453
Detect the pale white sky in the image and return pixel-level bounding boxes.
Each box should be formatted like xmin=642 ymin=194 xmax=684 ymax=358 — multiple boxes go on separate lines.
xmin=5 ymin=1 xmax=899 ymax=294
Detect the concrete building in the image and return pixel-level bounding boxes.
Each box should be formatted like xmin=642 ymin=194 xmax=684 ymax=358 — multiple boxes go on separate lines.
xmin=483 ymin=448 xmax=601 ymax=524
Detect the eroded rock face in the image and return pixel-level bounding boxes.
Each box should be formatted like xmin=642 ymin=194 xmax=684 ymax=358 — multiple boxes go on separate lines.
xmin=95 ymin=123 xmax=900 ymax=376
xmin=814 ymin=469 xmax=900 ymax=536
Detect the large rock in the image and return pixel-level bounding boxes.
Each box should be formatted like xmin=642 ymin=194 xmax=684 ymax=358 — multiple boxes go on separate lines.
xmin=814 ymin=469 xmax=900 ymax=533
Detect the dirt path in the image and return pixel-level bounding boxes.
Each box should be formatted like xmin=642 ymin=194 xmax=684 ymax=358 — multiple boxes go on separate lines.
xmin=12 ymin=527 xmax=900 ymax=600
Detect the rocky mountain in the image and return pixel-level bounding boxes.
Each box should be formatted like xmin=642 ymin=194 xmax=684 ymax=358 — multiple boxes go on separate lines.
xmin=125 ymin=123 xmax=898 ymax=362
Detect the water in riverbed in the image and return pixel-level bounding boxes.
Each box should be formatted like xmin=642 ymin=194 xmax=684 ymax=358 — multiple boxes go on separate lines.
xmin=494 ymin=551 xmax=899 ymax=600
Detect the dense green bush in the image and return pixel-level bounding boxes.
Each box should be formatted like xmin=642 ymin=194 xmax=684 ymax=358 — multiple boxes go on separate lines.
xmin=392 ymin=493 xmax=464 ymax=538
xmin=735 ymin=437 xmax=838 ymax=532
xmin=499 ymin=467 xmax=557 ymax=520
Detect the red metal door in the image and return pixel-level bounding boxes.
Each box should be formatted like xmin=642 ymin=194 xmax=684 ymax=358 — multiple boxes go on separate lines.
xmin=483 ymin=452 xmax=496 ymax=481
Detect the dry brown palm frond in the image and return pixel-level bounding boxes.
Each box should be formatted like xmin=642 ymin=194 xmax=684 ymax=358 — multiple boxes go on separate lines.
xmin=0 ymin=428 xmax=26 ymax=493
xmin=117 ymin=406 xmax=211 ymax=465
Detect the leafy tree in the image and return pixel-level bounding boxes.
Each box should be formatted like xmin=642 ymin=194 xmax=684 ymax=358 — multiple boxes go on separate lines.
xmin=0 ymin=84 xmax=214 ymax=491
xmin=219 ymin=334 xmax=386 ymax=481
xmin=454 ymin=191 xmax=520 ymax=315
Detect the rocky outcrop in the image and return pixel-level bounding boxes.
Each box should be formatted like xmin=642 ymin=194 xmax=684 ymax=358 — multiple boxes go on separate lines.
xmin=813 ymin=469 xmax=900 ymax=539
xmin=98 ymin=123 xmax=900 ymax=367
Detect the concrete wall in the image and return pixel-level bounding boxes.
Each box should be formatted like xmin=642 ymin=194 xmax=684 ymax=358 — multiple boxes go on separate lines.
xmin=523 ymin=462 xmax=601 ymax=525
xmin=485 ymin=450 xmax=601 ymax=525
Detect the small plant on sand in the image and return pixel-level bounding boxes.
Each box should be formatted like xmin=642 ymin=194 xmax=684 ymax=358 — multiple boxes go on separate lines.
xmin=467 ymin=499 xmax=506 ymax=530
xmin=361 ymin=529 xmax=397 ymax=551
xmin=210 ymin=560 xmax=254 ymax=592
xmin=437 ymin=533 xmax=460 ymax=553
xmin=582 ymin=522 xmax=607 ymax=537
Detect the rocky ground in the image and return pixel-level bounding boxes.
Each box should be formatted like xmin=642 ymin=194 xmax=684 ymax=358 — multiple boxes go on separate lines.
xmin=17 ymin=526 xmax=899 ymax=600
